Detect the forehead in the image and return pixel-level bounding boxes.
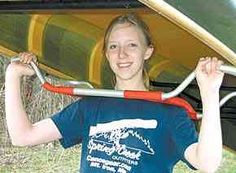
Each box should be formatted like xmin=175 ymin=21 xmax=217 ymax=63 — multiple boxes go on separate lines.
xmin=108 ymin=23 xmax=146 ymax=42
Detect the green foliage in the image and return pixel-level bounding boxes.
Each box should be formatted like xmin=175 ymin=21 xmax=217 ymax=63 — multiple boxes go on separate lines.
xmin=0 ymin=145 xmax=236 ymax=173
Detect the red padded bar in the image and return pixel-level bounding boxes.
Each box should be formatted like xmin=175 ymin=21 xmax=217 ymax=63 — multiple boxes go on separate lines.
xmin=42 ymin=82 xmax=74 ymax=95
xmin=124 ymin=90 xmax=162 ymax=100
xmin=124 ymin=90 xmax=197 ymax=120
xmin=162 ymin=97 xmax=197 ymax=120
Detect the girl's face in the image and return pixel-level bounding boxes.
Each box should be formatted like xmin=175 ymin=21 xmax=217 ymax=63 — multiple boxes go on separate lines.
xmin=106 ymin=23 xmax=153 ymax=82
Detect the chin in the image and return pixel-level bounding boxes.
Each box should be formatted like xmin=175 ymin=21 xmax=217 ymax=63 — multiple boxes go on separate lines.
xmin=117 ymin=74 xmax=135 ymax=81
xmin=115 ymin=68 xmax=142 ymax=81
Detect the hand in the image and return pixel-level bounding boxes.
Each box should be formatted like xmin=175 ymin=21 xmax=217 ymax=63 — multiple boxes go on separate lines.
xmin=195 ymin=57 xmax=224 ymax=94
xmin=6 ymin=52 xmax=37 ymax=77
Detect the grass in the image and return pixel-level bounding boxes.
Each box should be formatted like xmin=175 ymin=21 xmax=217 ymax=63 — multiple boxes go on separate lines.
xmin=0 ymin=145 xmax=81 ymax=173
xmin=0 ymin=145 xmax=236 ymax=173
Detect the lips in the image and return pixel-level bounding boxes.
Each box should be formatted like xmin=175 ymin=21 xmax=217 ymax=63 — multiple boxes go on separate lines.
xmin=117 ymin=62 xmax=133 ymax=68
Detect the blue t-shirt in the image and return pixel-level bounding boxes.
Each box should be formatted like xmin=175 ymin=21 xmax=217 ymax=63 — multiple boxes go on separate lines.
xmin=51 ymin=97 xmax=198 ymax=173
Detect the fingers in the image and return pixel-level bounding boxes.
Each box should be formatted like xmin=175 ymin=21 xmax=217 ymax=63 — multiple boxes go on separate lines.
xmin=212 ymin=57 xmax=224 ymax=75
xmin=18 ymin=52 xmax=37 ymax=64
xmin=196 ymin=57 xmax=210 ymax=74
xmin=216 ymin=58 xmax=224 ymax=70
xmin=197 ymin=57 xmax=223 ymax=75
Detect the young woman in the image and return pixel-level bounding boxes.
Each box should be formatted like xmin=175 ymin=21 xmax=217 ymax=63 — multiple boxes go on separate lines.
xmin=5 ymin=14 xmax=224 ymax=173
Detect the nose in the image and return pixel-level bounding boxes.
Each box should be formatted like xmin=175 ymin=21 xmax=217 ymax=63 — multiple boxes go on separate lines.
xmin=118 ymin=46 xmax=128 ymax=59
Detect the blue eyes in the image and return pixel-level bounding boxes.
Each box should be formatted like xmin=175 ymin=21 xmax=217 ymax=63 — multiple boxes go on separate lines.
xmin=108 ymin=43 xmax=138 ymax=50
xmin=129 ymin=43 xmax=137 ymax=47
xmin=109 ymin=45 xmax=117 ymax=49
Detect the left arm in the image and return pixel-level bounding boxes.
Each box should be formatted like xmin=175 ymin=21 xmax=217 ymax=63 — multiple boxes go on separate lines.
xmin=184 ymin=57 xmax=224 ymax=173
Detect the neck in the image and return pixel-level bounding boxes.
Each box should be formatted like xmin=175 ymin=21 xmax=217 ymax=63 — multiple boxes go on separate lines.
xmin=115 ymin=77 xmax=148 ymax=91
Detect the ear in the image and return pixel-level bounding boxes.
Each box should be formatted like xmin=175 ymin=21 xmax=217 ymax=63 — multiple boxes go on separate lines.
xmin=144 ymin=45 xmax=154 ymax=60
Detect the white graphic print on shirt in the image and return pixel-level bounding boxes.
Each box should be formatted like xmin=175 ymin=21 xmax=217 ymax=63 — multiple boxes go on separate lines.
xmin=87 ymin=119 xmax=158 ymax=172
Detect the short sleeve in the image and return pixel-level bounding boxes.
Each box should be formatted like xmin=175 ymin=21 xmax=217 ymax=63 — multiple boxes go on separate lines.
xmin=170 ymin=108 xmax=198 ymax=169
xmin=51 ymin=99 xmax=85 ymax=148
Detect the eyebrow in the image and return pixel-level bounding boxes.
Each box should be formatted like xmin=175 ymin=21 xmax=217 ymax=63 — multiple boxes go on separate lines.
xmin=108 ymin=39 xmax=138 ymax=43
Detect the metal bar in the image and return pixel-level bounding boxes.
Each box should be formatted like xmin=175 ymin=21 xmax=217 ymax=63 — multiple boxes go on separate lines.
xmin=11 ymin=56 xmax=236 ymax=101
xmin=161 ymin=65 xmax=236 ymax=99
xmin=161 ymin=72 xmax=196 ymax=99
xmin=11 ymin=56 xmax=46 ymax=83
xmin=30 ymin=61 xmax=46 ymax=84
xmin=220 ymin=65 xmax=236 ymax=77
xmin=0 ymin=0 xmax=143 ymax=11
xmin=73 ymin=88 xmax=124 ymax=98
xmin=151 ymin=81 xmax=236 ymax=91
xmin=10 ymin=56 xmax=236 ymax=120
xmin=220 ymin=92 xmax=236 ymax=107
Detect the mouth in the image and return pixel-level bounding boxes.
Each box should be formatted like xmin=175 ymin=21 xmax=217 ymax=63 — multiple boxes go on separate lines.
xmin=117 ymin=62 xmax=133 ymax=68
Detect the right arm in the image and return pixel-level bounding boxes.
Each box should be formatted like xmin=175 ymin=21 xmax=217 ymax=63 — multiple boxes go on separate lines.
xmin=5 ymin=52 xmax=62 ymax=146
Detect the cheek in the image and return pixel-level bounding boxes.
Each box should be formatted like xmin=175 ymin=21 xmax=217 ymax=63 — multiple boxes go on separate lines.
xmin=106 ymin=50 xmax=117 ymax=59
xmin=106 ymin=53 xmax=117 ymax=69
xmin=132 ymin=50 xmax=146 ymax=62
xmin=106 ymin=51 xmax=113 ymax=62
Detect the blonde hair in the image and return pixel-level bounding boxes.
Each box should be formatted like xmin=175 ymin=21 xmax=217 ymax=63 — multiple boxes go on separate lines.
xmin=104 ymin=13 xmax=153 ymax=89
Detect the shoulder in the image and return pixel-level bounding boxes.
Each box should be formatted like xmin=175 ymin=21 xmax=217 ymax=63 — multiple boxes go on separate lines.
xmin=68 ymin=96 xmax=103 ymax=108
xmin=157 ymin=103 xmax=191 ymax=126
xmin=154 ymin=101 xmax=188 ymax=116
